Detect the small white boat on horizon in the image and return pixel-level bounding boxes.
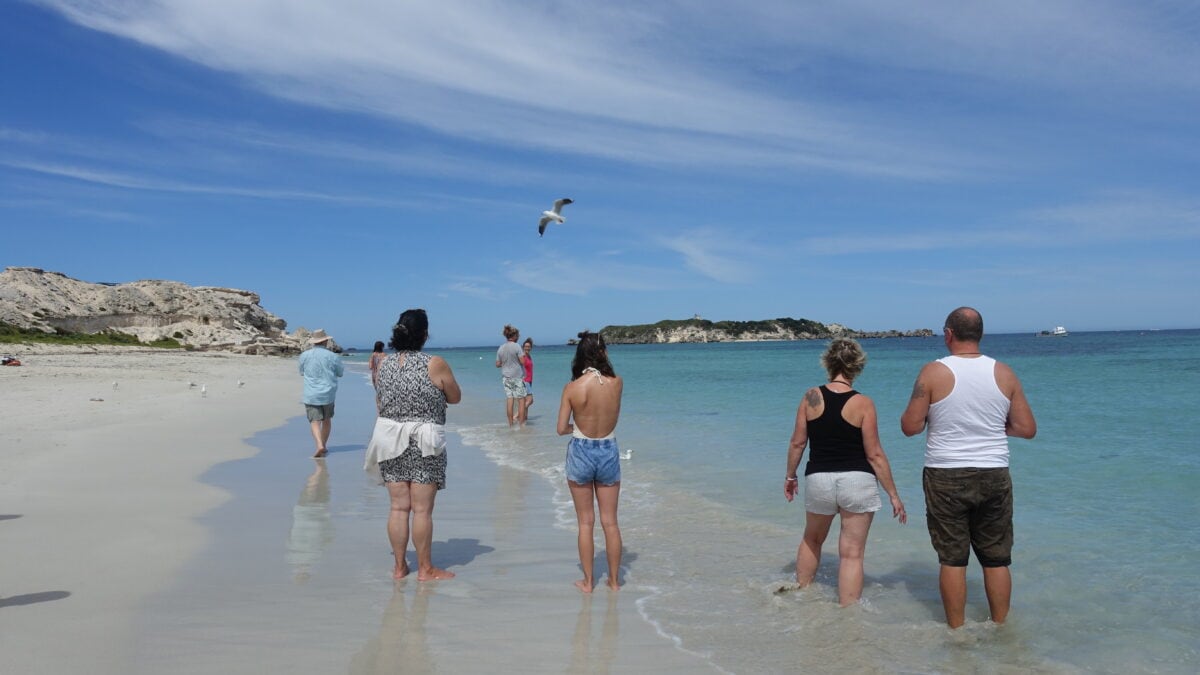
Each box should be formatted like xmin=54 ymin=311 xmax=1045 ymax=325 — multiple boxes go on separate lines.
xmin=1036 ymin=326 xmax=1069 ymax=337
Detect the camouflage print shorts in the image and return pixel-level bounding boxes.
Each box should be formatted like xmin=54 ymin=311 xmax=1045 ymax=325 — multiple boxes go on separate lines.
xmin=922 ymin=467 xmax=1013 ymax=567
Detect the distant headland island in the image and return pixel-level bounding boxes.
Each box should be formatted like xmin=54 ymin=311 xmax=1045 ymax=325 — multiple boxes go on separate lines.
xmin=596 ymin=316 xmax=933 ymax=344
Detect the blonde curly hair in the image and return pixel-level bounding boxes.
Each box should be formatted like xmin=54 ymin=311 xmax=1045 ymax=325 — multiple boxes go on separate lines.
xmin=820 ymin=337 xmax=866 ymax=381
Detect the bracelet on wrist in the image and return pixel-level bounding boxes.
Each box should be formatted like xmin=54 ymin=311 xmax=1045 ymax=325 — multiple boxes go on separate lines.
xmin=785 ymin=476 xmax=798 ymax=481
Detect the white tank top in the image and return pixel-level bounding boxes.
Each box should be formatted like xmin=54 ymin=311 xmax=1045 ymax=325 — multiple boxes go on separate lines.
xmin=925 ymin=355 xmax=1011 ymax=468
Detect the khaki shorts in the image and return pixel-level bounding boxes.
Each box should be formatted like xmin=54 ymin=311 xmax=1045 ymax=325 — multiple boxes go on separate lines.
xmin=923 ymin=467 xmax=1013 ymax=567
xmin=305 ymin=403 xmax=335 ymax=422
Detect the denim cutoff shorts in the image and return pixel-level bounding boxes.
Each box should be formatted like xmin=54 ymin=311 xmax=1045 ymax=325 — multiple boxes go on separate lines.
xmin=565 ymin=437 xmax=621 ymax=486
xmin=804 ymin=471 xmax=882 ymax=515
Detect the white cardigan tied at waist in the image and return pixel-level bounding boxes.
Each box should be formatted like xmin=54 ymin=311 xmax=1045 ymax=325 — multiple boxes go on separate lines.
xmin=364 ymin=417 xmax=446 ymax=480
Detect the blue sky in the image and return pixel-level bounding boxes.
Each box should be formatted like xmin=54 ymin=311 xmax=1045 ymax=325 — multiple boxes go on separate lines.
xmin=2 ymin=1 xmax=1198 ymax=348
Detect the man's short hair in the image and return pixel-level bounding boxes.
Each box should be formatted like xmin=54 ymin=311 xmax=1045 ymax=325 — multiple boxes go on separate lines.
xmin=944 ymin=307 xmax=984 ymax=343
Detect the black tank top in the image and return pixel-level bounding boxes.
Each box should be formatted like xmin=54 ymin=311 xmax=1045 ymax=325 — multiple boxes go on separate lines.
xmin=804 ymin=386 xmax=875 ymax=476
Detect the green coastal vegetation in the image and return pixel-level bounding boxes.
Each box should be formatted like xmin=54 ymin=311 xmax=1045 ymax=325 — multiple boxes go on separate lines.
xmin=0 ymin=321 xmax=184 ymax=349
xmin=599 ymin=317 xmax=933 ymax=344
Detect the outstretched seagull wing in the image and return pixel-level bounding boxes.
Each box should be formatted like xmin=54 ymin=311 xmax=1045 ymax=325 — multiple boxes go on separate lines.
xmin=552 ymin=198 xmax=573 ymax=214
xmin=538 ymin=215 xmax=552 ymax=236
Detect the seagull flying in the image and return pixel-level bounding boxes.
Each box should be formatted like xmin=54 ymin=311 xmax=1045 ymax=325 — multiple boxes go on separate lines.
xmin=538 ymin=198 xmax=573 ymax=237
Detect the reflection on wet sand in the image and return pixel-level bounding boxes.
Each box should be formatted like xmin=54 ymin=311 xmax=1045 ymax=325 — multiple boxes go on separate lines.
xmin=493 ymin=464 xmax=531 ymax=541
xmin=569 ymin=591 xmax=618 ymax=674
xmin=285 ymin=459 xmax=334 ymax=582
xmin=350 ymin=584 xmax=434 ymax=675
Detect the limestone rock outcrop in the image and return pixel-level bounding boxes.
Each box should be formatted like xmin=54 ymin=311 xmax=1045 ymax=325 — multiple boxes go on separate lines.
xmin=599 ymin=317 xmax=933 ymax=344
xmin=0 ymin=267 xmax=319 ymax=355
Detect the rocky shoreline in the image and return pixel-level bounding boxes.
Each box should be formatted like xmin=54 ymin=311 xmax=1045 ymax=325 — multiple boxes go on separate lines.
xmin=598 ymin=317 xmax=933 ymax=344
xmin=0 ymin=267 xmax=328 ymax=355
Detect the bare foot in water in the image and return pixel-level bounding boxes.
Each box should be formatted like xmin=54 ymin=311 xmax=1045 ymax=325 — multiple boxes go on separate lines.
xmin=606 ymin=579 xmax=621 ymax=591
xmin=417 ymin=567 xmax=455 ymax=581
xmin=574 ymin=579 xmax=594 ymax=594
xmin=313 ymin=448 xmax=327 ymax=458
xmin=393 ymin=561 xmax=410 ymax=580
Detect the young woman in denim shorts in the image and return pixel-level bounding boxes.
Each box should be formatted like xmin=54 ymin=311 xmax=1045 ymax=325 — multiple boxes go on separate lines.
xmin=557 ymin=331 xmax=624 ymax=593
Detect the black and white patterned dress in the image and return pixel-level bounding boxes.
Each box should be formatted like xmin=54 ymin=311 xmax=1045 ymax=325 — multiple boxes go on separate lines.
xmin=375 ymin=351 xmax=448 ymax=489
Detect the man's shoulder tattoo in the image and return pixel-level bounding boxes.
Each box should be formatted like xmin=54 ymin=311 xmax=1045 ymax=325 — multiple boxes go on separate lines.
xmin=909 ymin=379 xmax=926 ymax=401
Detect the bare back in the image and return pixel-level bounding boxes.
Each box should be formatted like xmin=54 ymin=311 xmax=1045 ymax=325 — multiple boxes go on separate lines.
xmin=557 ymin=372 xmax=623 ymax=438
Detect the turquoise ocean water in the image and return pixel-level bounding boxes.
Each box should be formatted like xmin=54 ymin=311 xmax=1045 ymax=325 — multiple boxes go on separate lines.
xmin=397 ymin=329 xmax=1200 ymax=673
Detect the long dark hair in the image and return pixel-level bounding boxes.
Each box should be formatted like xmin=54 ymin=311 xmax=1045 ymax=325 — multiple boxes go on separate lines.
xmin=389 ymin=309 xmax=429 ymax=351
xmin=571 ymin=331 xmax=615 ymax=379
xmin=373 ymin=341 xmax=385 ymax=353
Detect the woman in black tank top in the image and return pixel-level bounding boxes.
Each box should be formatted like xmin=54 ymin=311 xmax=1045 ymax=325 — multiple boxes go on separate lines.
xmin=782 ymin=338 xmax=907 ymax=606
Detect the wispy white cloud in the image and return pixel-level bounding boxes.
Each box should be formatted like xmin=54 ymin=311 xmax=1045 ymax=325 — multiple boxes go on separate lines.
xmin=1029 ymin=192 xmax=1200 ymax=239
xmin=721 ymin=1 xmax=1200 ymax=93
xmin=504 ymin=253 xmax=686 ymax=296
xmin=0 ymin=196 xmax=146 ymax=223
xmin=34 ymin=1 xmax=1200 ymax=184
xmin=656 ymin=229 xmax=765 ymax=284
xmin=136 ymin=118 xmax=562 ymax=186
xmin=0 ymin=127 xmax=51 ymax=143
xmin=30 ymin=0 xmax=981 ymax=178
xmin=1 ymin=158 xmax=399 ymax=205
xmin=797 ymin=191 xmax=1200 ymax=256
xmin=798 ymin=229 xmax=1046 ymax=256
xmin=445 ymin=278 xmax=510 ymax=302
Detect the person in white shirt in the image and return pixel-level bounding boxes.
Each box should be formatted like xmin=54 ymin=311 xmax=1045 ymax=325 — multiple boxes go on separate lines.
xmin=901 ymin=306 xmax=1036 ymax=628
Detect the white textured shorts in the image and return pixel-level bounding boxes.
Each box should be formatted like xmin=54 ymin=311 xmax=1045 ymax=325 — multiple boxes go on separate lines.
xmin=804 ymin=471 xmax=882 ymax=515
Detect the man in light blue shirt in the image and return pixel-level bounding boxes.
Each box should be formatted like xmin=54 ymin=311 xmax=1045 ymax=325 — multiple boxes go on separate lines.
xmin=299 ymin=329 xmax=344 ymax=457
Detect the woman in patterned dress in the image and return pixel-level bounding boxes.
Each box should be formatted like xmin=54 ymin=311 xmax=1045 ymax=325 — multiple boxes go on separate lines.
xmin=375 ymin=309 xmax=461 ymax=580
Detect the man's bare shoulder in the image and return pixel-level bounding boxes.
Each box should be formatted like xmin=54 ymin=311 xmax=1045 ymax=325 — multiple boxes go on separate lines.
xmin=991 ymin=359 xmax=1024 ymax=394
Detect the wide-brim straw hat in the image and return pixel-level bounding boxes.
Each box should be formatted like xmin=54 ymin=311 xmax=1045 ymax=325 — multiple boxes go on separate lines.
xmin=309 ymin=329 xmax=333 ymax=344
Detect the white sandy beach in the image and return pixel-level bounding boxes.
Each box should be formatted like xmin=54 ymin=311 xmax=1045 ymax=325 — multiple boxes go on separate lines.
xmin=0 ymin=347 xmax=708 ymax=673
xmin=0 ymin=347 xmax=299 ymax=672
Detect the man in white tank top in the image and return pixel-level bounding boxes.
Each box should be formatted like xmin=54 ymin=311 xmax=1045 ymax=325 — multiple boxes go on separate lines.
xmin=901 ymin=307 xmax=1037 ymax=629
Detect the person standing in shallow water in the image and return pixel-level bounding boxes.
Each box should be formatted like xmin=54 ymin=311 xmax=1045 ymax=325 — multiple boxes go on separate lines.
xmin=495 ymin=324 xmax=525 ymax=426
xmin=558 ymin=331 xmax=624 ymax=593
xmin=901 ymin=306 xmax=1036 ymax=628
xmin=784 ymin=337 xmax=906 ymax=606
xmin=366 ymin=309 xmax=462 ymax=581
xmin=519 ymin=338 xmax=535 ymax=423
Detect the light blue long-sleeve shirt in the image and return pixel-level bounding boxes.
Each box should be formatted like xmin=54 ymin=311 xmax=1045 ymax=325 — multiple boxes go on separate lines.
xmin=298 ymin=346 xmax=344 ymax=405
